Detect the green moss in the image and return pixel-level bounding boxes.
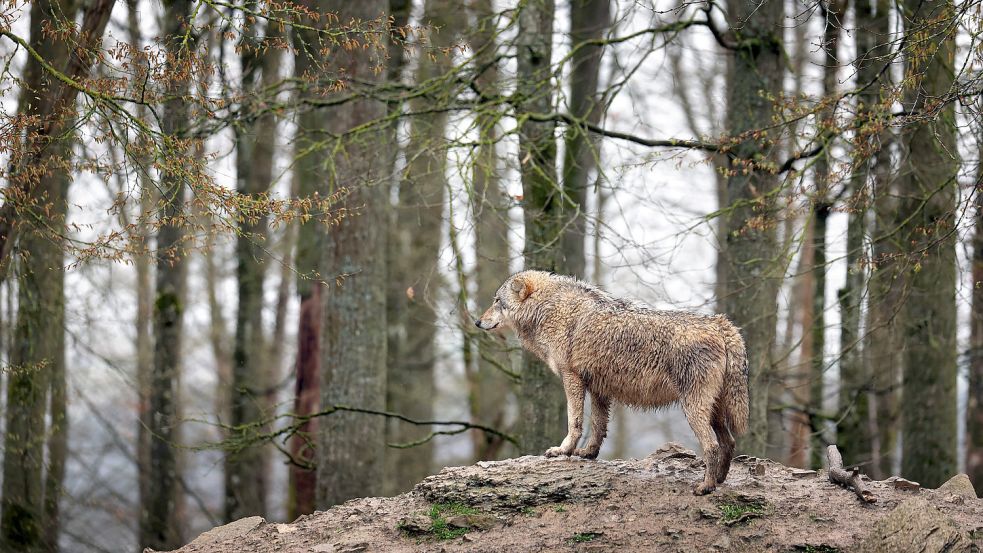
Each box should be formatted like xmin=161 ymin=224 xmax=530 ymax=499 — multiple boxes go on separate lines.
xmin=570 ymin=531 xmax=602 ymax=543
xmin=717 ymin=494 xmax=768 ymax=526
xmin=399 ymin=503 xmax=482 ymax=541
xmin=793 ymin=545 xmax=841 ymax=553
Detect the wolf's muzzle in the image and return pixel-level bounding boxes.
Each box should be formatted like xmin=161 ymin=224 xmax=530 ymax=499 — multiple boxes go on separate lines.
xmin=475 ymin=320 xmax=498 ymax=330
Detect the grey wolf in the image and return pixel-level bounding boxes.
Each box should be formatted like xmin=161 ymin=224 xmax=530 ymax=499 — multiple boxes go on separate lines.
xmin=475 ymin=270 xmax=749 ymax=494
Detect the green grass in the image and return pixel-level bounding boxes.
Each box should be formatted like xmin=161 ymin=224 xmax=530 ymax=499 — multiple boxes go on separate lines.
xmin=554 ymin=505 xmax=567 ymax=513
xmin=570 ymin=531 xmax=602 ymax=543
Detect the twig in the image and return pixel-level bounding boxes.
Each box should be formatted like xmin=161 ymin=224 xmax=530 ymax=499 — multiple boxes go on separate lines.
xmin=826 ymin=445 xmax=876 ymax=504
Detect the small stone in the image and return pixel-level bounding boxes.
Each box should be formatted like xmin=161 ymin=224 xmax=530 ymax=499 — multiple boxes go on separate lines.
xmin=605 ymin=504 xmax=619 ymax=511
xmin=892 ymin=477 xmax=921 ymax=492
xmin=275 ymin=524 xmax=297 ymax=534
xmin=750 ymin=463 xmax=766 ymax=476
xmin=397 ymin=513 xmax=431 ymax=534
xmin=445 ymin=513 xmax=498 ymax=531
xmin=663 ymin=526 xmax=681 ymax=538
xmin=734 ymin=455 xmax=751 ymax=462
xmin=791 ymin=469 xmax=817 ymax=478
xmin=335 ymin=543 xmax=368 ymax=553
xmin=311 ymin=545 xmax=334 ymax=553
xmin=711 ymin=535 xmax=731 ymax=550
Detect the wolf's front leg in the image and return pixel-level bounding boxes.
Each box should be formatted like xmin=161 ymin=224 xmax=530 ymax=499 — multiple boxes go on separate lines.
xmin=544 ymin=370 xmax=585 ymax=457
xmin=574 ymin=394 xmax=609 ymax=459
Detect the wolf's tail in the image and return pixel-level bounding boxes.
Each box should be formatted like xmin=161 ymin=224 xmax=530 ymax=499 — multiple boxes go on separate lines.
xmin=716 ymin=316 xmax=749 ymax=436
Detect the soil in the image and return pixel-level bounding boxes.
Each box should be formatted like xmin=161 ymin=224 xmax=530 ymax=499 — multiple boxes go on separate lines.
xmin=160 ymin=443 xmax=983 ymax=553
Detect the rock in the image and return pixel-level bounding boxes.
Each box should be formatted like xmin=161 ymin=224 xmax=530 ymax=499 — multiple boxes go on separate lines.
xmin=335 ymin=542 xmax=368 ymax=553
xmin=651 ymin=442 xmax=697 ymax=460
xmin=183 ymin=516 xmax=264 ymax=548
xmin=750 ymin=463 xmax=766 ymax=476
xmin=445 ymin=513 xmax=499 ymax=531
xmin=311 ymin=544 xmax=334 ymax=553
xmin=790 ymin=469 xmax=817 ymax=479
xmin=711 ymin=535 xmax=731 ymax=550
xmin=856 ymin=497 xmax=967 ymax=553
xmin=397 ymin=513 xmax=432 ymax=534
xmin=889 ymin=477 xmax=921 ymax=492
xmin=275 ymin=524 xmax=297 ymax=534
xmin=935 ymin=474 xmax=978 ymax=500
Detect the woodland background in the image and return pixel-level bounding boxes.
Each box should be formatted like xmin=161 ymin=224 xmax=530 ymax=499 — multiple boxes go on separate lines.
xmin=0 ymin=0 xmax=980 ymax=551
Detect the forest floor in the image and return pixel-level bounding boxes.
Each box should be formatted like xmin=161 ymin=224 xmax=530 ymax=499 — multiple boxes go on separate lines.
xmin=161 ymin=443 xmax=983 ymax=553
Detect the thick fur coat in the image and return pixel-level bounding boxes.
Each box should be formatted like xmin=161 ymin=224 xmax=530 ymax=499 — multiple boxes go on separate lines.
xmin=475 ymin=270 xmax=749 ymax=494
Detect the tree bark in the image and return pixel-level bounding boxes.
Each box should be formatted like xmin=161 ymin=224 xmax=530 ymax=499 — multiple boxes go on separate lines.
xmin=897 ymin=0 xmax=959 ymax=488
xmin=316 ymin=0 xmax=389 ymax=507
xmin=721 ymin=0 xmax=785 ymax=457
xmin=142 ymin=0 xmax=194 ymax=548
xmin=515 ymin=0 xmax=567 ymax=456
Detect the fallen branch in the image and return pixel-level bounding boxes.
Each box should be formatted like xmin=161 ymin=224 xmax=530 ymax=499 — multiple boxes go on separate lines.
xmin=826 ymin=445 xmax=876 ymax=504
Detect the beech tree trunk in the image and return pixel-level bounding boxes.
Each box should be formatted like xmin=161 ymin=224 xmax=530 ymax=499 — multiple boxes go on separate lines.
xmin=967 ymin=141 xmax=983 ymax=491
xmin=721 ymin=0 xmax=785 ymax=457
xmin=898 ymin=0 xmax=959 ymax=488
xmin=515 ymin=0 xmax=567 ymax=456
xmin=316 ymin=0 xmax=389 ymax=507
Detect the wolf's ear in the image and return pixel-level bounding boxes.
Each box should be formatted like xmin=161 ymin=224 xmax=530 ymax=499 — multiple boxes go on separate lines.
xmin=511 ymin=277 xmax=534 ymax=301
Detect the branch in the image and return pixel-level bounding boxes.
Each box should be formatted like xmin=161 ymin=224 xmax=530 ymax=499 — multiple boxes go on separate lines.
xmin=827 ymin=445 xmax=876 ymax=504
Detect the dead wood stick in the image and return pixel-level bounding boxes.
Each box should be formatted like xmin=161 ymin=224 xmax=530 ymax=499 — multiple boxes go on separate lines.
xmin=827 ymin=445 xmax=876 ymax=504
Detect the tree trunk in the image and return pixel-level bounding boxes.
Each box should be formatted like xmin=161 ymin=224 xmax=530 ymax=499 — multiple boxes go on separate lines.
xmin=836 ymin=0 xmax=884 ymax=470
xmin=468 ymin=0 xmax=513 ymax=462
xmin=721 ymin=0 xmax=785 ymax=457
xmin=967 ymin=142 xmax=983 ymax=491
xmin=385 ymin=0 xmax=461 ymax=494
xmin=225 ymin=20 xmax=282 ymax=522
xmin=383 ymin=0 xmax=412 ymax=495
xmin=807 ymin=0 xmax=844 ymax=468
xmin=897 ymin=0 xmax=958 ymax=488
xmin=515 ymin=0 xmax=566 ymax=456
xmin=0 ymin=0 xmax=115 ymax=549
xmin=288 ymin=1 xmax=328 ymax=517
xmin=316 ymin=0 xmax=389 ymax=508
xmin=560 ymin=0 xmax=610 ymax=279
xmin=142 ymin=0 xmax=194 ymax=548
xmin=863 ymin=0 xmax=900 ymax=479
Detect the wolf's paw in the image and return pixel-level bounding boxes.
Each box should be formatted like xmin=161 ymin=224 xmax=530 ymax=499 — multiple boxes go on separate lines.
xmin=544 ymin=446 xmax=573 ymax=457
xmin=573 ymin=447 xmax=599 ymax=459
xmin=693 ymin=482 xmax=716 ymax=496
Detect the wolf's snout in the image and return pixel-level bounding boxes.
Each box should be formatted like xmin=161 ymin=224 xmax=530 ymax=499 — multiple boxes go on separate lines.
xmin=474 ymin=319 xmax=482 ymax=328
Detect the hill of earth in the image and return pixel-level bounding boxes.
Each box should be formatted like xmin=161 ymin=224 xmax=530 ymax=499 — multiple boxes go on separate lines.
xmin=158 ymin=443 xmax=983 ymax=553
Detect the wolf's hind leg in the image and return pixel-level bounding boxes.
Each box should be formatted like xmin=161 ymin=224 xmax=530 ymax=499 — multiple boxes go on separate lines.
xmin=682 ymin=395 xmax=720 ymax=495
xmin=711 ymin=408 xmax=736 ymax=484
xmin=574 ymin=394 xmax=609 ymax=459
xmin=545 ymin=370 xmax=585 ymax=457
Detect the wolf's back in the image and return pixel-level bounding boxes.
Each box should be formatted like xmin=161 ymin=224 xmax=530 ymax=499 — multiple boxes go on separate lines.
xmin=716 ymin=316 xmax=749 ymax=435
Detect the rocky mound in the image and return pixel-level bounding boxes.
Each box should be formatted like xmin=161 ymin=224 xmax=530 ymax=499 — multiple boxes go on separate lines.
xmin=159 ymin=443 xmax=983 ymax=553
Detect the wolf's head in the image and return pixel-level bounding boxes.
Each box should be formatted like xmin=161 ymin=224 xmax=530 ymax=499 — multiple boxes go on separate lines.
xmin=474 ymin=271 xmax=545 ymax=331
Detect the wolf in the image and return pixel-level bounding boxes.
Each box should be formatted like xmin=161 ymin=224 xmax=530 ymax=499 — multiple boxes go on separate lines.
xmin=475 ymin=270 xmax=749 ymax=495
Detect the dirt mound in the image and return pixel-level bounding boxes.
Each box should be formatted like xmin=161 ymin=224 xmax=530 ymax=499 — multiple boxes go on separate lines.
xmin=159 ymin=443 xmax=983 ymax=553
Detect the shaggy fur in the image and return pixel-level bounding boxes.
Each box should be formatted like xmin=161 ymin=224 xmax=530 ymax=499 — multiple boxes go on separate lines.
xmin=475 ymin=270 xmax=749 ymax=494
